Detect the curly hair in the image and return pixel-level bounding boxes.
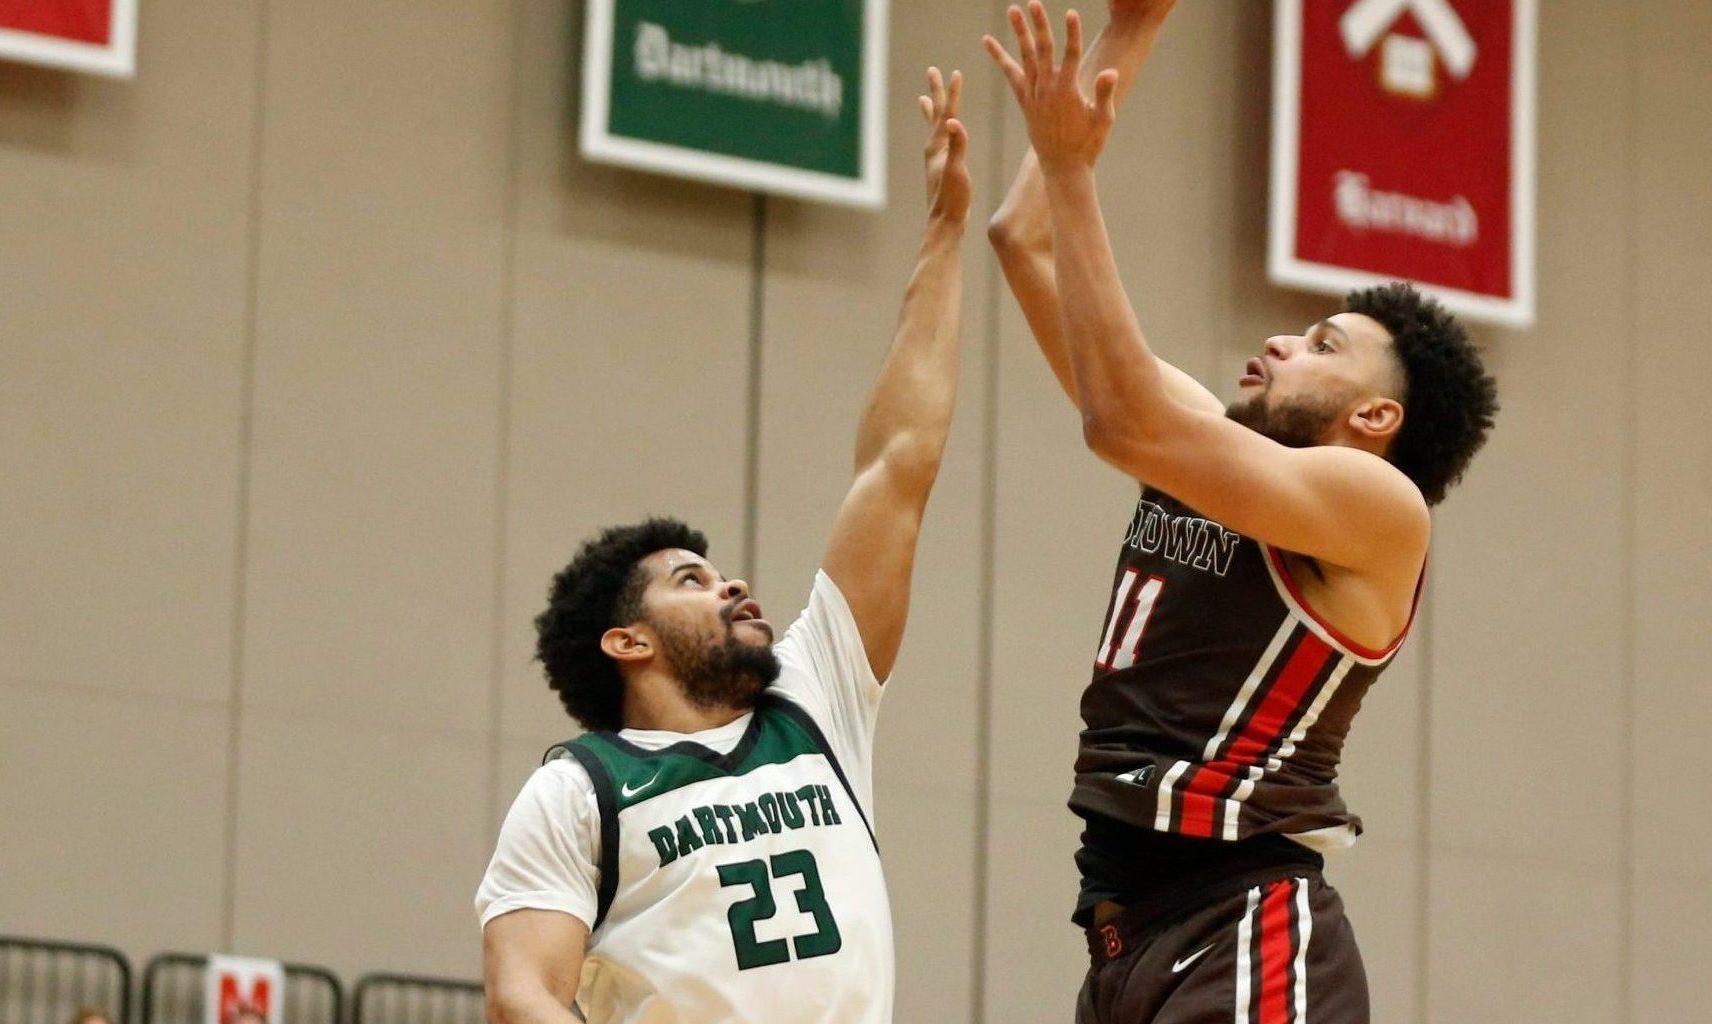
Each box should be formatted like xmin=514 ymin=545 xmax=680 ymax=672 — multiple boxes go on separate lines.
xmin=534 ymin=517 xmax=708 ymax=732
xmin=1345 ymin=282 xmax=1498 ymax=505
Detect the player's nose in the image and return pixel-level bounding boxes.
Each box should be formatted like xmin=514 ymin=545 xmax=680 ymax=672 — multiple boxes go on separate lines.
xmin=720 ymin=578 xmax=750 ymax=601
xmin=1264 ymin=335 xmax=1293 ymax=361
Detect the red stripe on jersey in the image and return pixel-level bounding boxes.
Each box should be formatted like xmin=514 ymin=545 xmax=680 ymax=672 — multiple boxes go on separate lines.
xmin=1176 ymin=774 xmax=1224 ymax=837
xmin=1258 ymin=880 xmax=1298 ymax=1024
xmin=1176 ymin=761 xmax=1243 ymax=837
xmin=1224 ymin=633 xmax=1334 ymax=766
xmin=1177 ymin=632 xmax=1334 ymax=838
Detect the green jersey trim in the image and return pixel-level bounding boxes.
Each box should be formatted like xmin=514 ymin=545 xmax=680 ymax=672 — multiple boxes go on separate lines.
xmin=559 ymin=743 xmax=620 ymax=932
xmin=574 ymin=698 xmax=829 ymax=814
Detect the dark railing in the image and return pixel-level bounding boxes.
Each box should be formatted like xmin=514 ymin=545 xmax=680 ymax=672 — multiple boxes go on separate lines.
xmin=351 ymin=974 xmax=483 ymax=1024
xmin=141 ymin=954 xmax=343 ymax=1024
xmin=0 ymin=935 xmax=133 ymax=1024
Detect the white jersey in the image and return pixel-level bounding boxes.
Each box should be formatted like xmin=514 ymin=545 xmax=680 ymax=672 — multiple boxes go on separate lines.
xmin=477 ymin=571 xmax=893 ymax=1024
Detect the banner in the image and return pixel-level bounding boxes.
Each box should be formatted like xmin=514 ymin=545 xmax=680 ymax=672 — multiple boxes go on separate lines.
xmin=0 ymin=0 xmax=137 ymax=77
xmin=204 ymin=954 xmax=285 ymax=1024
xmin=581 ymin=0 xmax=887 ymax=209
xmin=1269 ymin=0 xmax=1535 ymax=326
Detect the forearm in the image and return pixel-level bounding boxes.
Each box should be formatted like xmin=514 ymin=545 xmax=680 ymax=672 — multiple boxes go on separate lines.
xmin=1041 ymin=167 xmax=1167 ymax=439
xmin=851 ymin=217 xmax=964 ymax=485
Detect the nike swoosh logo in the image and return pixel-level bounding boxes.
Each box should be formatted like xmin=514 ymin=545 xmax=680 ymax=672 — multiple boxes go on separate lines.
xmin=1171 ymin=944 xmax=1215 ymax=973
xmin=620 ymin=773 xmax=661 ymax=799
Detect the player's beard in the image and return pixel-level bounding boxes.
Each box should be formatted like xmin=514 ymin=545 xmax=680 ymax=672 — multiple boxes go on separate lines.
xmin=649 ymin=613 xmax=780 ymax=714
xmin=1225 ymin=390 xmax=1349 ymax=449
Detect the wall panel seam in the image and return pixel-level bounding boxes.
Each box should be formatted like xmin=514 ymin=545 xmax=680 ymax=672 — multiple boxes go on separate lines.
xmin=742 ymin=194 xmax=768 ymax=581
xmin=487 ymin=0 xmax=527 ymax=839
xmin=1615 ymin=5 xmax=1640 ymax=1020
xmin=1413 ymin=584 xmax=1432 ymax=1024
xmin=971 ymin=11 xmax=1012 ymax=1015
xmin=220 ymin=0 xmax=273 ymax=951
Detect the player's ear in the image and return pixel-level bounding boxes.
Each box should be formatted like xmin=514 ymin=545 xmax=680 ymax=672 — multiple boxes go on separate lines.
xmin=601 ymin=626 xmax=652 ymax=664
xmin=1349 ymin=396 xmax=1404 ymax=444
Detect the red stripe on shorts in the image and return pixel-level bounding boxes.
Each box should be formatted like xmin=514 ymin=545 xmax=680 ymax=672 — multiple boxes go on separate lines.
xmin=1257 ymin=879 xmax=1298 ymax=1024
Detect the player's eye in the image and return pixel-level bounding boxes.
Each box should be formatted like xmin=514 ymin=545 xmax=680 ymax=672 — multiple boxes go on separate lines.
xmin=1314 ymin=339 xmax=1333 ymax=353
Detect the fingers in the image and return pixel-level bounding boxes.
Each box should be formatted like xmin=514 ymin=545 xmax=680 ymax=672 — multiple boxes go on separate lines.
xmin=945 ymin=118 xmax=968 ymax=161
xmin=1028 ymin=1 xmax=1056 ymax=74
xmin=1093 ymin=68 xmax=1119 ymax=125
xmin=983 ymin=33 xmax=1026 ymax=96
xmin=1063 ymin=8 xmax=1083 ymax=80
xmin=921 ymin=66 xmax=944 ymax=126
xmin=921 ymin=67 xmax=965 ymax=130
xmin=1007 ymin=5 xmax=1037 ymax=83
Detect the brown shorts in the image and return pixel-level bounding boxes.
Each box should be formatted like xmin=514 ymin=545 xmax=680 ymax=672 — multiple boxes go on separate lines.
xmin=1076 ymin=872 xmax=1368 ymax=1024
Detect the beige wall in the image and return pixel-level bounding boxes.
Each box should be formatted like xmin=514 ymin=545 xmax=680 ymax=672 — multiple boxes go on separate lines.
xmin=2 ymin=2 xmax=1707 ymax=1022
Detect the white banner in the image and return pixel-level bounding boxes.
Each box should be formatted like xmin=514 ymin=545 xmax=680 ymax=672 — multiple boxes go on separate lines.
xmin=204 ymin=954 xmax=285 ymax=1024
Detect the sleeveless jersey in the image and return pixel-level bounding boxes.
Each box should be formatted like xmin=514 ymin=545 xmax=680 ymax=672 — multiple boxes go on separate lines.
xmin=550 ymin=692 xmax=893 ymax=1024
xmin=1069 ymin=488 xmax=1418 ymax=850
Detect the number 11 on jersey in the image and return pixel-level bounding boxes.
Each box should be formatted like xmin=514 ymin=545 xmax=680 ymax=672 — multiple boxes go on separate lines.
xmin=1095 ymin=569 xmax=1166 ymax=672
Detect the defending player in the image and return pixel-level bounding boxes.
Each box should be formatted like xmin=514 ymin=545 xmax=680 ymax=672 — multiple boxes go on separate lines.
xmin=476 ymin=69 xmax=970 ymax=1024
xmin=985 ymin=3 xmax=1496 ymax=1021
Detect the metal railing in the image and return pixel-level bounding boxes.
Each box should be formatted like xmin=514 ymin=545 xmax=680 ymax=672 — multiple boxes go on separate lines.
xmin=351 ymin=974 xmax=482 ymax=1024
xmin=0 ymin=935 xmax=133 ymax=1024
xmin=140 ymin=955 xmax=342 ymax=1024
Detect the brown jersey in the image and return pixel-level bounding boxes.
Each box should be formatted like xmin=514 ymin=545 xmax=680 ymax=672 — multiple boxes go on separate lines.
xmin=1069 ymin=487 xmax=1419 ymax=850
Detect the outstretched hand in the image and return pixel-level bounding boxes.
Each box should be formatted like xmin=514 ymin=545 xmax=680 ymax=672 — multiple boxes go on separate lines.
xmin=919 ymin=67 xmax=971 ymax=225
xmin=984 ymin=2 xmax=1119 ymax=173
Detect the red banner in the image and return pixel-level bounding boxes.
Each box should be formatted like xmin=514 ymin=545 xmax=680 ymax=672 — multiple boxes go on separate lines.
xmin=1269 ymin=0 xmax=1535 ymax=326
xmin=0 ymin=0 xmax=134 ymax=77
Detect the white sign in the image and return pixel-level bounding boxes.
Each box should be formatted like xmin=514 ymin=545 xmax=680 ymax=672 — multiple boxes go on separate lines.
xmin=204 ymin=954 xmax=285 ymax=1024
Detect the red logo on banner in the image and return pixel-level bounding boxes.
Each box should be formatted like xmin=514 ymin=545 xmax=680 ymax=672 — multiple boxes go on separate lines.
xmin=0 ymin=1 xmax=113 ymax=45
xmin=204 ymin=955 xmax=284 ymax=1024
xmin=217 ymin=975 xmax=274 ymax=1024
xmin=1270 ymin=0 xmax=1535 ymax=325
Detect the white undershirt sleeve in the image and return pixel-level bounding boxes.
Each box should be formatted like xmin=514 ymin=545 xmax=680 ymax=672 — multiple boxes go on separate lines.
xmin=475 ymin=758 xmax=602 ymax=931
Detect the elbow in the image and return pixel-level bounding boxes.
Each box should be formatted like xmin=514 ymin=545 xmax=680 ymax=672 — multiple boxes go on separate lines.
xmin=986 ymin=209 xmax=1037 ymax=259
xmin=1081 ymin=410 xmax=1117 ymax=460
xmin=1080 ymin=402 xmax=1156 ymax=468
xmin=1079 ymin=399 xmax=1124 ymax=457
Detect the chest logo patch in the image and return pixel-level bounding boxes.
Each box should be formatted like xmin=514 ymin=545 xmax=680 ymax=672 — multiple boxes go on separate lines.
xmin=1125 ymin=498 xmax=1242 ymax=577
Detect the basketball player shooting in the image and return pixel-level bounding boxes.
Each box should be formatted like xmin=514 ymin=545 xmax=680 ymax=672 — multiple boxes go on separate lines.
xmin=475 ymin=69 xmax=971 ymax=1024
xmin=985 ymin=2 xmax=1496 ymax=1021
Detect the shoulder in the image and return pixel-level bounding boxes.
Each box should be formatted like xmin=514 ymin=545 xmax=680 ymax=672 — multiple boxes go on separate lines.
xmin=509 ymin=756 xmax=600 ymax=817
xmin=1297 ymin=445 xmax=1430 ymax=545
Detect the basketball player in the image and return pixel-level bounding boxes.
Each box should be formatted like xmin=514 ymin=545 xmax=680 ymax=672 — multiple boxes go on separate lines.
xmin=985 ymin=3 xmax=1497 ymax=1021
xmin=476 ymin=68 xmax=971 ymax=1024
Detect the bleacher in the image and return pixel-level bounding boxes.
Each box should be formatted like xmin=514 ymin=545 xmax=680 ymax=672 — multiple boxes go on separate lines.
xmin=0 ymin=936 xmax=481 ymax=1024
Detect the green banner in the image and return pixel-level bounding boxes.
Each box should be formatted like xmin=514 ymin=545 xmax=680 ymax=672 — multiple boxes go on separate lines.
xmin=581 ymin=0 xmax=887 ymax=208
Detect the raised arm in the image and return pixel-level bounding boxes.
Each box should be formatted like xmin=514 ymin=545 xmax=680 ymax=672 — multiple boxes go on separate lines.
xmin=483 ymin=909 xmax=588 ymax=1024
xmin=987 ymin=0 xmax=1220 ymax=416
xmin=985 ymin=4 xmax=1426 ymax=573
xmin=820 ymin=68 xmax=969 ymax=680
